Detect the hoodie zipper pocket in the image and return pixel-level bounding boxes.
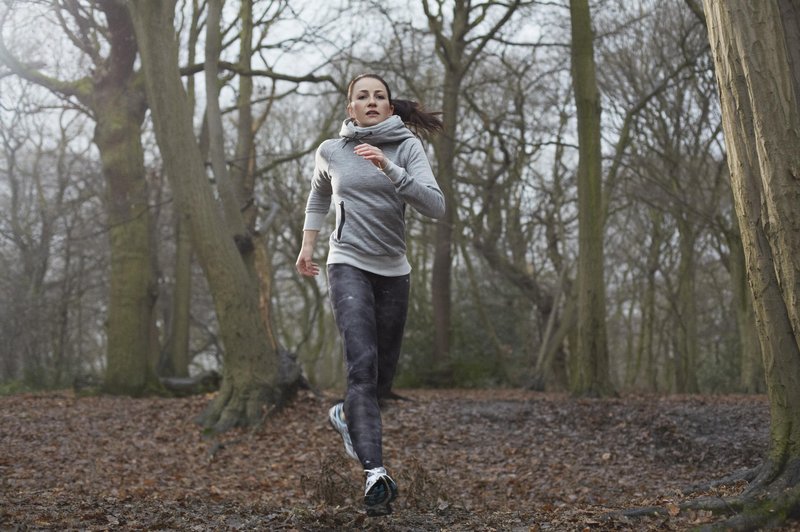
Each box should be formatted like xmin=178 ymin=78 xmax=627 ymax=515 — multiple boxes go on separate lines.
xmin=336 ymin=201 xmax=346 ymax=241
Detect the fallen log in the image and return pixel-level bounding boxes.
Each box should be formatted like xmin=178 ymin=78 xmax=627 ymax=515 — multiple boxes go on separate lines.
xmin=160 ymin=370 xmax=221 ymax=396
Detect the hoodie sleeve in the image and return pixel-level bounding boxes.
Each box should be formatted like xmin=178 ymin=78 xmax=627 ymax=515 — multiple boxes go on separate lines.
xmin=382 ymin=137 xmax=446 ymax=219
xmin=303 ymin=142 xmax=333 ymax=231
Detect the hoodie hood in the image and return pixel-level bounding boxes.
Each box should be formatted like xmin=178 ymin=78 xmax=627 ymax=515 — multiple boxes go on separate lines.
xmin=339 ymin=115 xmax=415 ymax=146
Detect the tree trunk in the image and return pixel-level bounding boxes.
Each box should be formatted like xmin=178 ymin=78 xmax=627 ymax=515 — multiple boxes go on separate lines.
xmin=230 ymin=0 xmax=282 ymax=354
xmin=532 ymin=291 xmax=577 ymax=391
xmin=628 ymin=209 xmax=662 ymax=390
xmin=426 ymin=1 xmax=469 ymax=378
xmin=161 ymin=0 xmax=204 ymax=379
xmin=419 ymin=0 xmax=520 ymax=382
xmin=163 ymin=212 xmax=193 ymax=378
xmin=1 ymin=0 xmax=161 ymax=394
xmin=129 ymin=0 xmax=284 ymax=431
xmin=233 ymin=0 xmax=257 ymax=230
xmin=204 ymin=0 xmax=250 ymax=245
xmin=675 ymin=218 xmax=699 ymax=393
xmin=727 ymin=230 xmax=764 ymax=393
xmin=704 ymin=0 xmax=800 ymax=519
xmin=92 ymin=0 xmax=159 ymax=395
xmin=97 ymin=111 xmax=158 ymax=398
xmin=568 ymin=0 xmax=612 ymax=397
xmin=430 ymin=70 xmax=459 ymax=378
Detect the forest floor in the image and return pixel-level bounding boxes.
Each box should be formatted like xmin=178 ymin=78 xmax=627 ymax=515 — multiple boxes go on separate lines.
xmin=0 ymin=388 xmax=791 ymax=531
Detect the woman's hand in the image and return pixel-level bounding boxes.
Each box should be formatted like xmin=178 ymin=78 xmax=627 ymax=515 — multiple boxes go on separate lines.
xmin=296 ymin=230 xmax=320 ymax=277
xmin=354 ymin=143 xmax=388 ymax=171
xmin=296 ymin=249 xmax=319 ymax=277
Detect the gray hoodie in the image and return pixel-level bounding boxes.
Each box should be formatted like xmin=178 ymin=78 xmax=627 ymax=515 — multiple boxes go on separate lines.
xmin=303 ymin=115 xmax=445 ymax=276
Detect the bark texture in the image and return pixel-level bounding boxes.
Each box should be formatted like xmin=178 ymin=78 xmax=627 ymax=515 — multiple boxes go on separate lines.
xmin=727 ymin=229 xmax=764 ymax=393
xmin=705 ymin=0 xmax=800 ymax=486
xmin=0 ymin=0 xmax=161 ymax=394
xmin=129 ymin=0 xmax=282 ymax=430
xmin=705 ymin=0 xmax=800 ymax=478
xmin=162 ymin=213 xmax=192 ymax=378
xmin=568 ymin=0 xmax=612 ymax=396
xmin=93 ymin=0 xmax=159 ymax=395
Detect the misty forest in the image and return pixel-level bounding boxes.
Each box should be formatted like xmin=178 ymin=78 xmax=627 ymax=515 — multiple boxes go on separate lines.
xmin=2 ymin=0 xmax=800 ymax=530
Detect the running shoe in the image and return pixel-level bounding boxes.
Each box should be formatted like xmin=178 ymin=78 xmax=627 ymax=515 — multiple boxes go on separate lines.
xmin=364 ymin=466 xmax=398 ymax=516
xmin=328 ymin=402 xmax=358 ymax=461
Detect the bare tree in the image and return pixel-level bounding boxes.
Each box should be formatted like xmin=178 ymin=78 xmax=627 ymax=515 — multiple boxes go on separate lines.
xmin=420 ymin=0 xmax=523 ymax=377
xmin=592 ymin=0 xmax=740 ymax=393
xmin=0 ymin=74 xmax=109 ymax=387
xmin=128 ymin=0 xmax=298 ymax=430
xmin=0 ymin=0 xmax=160 ymax=394
xmin=568 ymin=0 xmax=611 ymax=396
xmin=648 ymin=1 xmax=800 ymax=527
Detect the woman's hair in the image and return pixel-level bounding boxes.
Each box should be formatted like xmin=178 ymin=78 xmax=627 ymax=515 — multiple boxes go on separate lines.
xmin=347 ymin=73 xmax=443 ymax=135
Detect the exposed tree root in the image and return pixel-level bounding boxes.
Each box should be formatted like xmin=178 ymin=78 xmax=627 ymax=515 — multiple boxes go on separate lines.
xmin=682 ymin=466 xmax=760 ymax=496
xmin=195 ymin=349 xmax=312 ymax=433
xmin=608 ymin=462 xmax=800 ymax=531
xmin=697 ymin=482 xmax=800 ymax=532
xmin=195 ymin=380 xmax=273 ymax=432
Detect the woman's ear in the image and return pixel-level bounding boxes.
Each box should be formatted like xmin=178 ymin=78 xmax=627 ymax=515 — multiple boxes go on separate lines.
xmin=346 ymin=103 xmax=355 ymax=119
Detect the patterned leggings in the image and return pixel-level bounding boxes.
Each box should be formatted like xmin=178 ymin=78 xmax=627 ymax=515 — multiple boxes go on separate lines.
xmin=327 ymin=264 xmax=409 ymax=470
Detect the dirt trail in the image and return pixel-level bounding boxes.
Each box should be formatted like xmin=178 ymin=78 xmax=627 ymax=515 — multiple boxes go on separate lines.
xmin=0 ymin=389 xmax=785 ymax=530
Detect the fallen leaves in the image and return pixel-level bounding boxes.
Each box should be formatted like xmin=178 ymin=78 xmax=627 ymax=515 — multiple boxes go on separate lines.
xmin=0 ymin=389 xmax=788 ymax=530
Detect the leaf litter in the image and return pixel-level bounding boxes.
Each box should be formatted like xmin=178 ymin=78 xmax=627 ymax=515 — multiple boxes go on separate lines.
xmin=0 ymin=389 xmax=792 ymax=530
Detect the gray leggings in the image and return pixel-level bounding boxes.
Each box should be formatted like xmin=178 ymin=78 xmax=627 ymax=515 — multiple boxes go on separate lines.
xmin=327 ymin=264 xmax=409 ymax=470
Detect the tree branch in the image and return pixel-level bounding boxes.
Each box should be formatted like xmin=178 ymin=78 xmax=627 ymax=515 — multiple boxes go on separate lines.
xmin=0 ymin=34 xmax=91 ymax=103
xmin=55 ymin=0 xmax=104 ymax=64
xmin=603 ymin=49 xmax=707 ymax=222
xmin=683 ymin=0 xmax=706 ymax=25
xmin=179 ymin=61 xmax=343 ymax=92
xmin=463 ymin=0 xmax=523 ymax=72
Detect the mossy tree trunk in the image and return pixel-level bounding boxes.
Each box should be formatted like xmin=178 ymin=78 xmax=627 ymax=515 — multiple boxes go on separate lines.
xmin=130 ymin=0 xmax=283 ymax=431
xmin=95 ymin=94 xmax=159 ymax=395
xmin=163 ymin=212 xmax=193 ymax=378
xmin=160 ymin=0 xmax=204 ymax=379
xmin=0 ymin=0 xmax=161 ymax=395
xmin=94 ymin=0 xmax=159 ymax=395
xmin=702 ymin=0 xmax=800 ymax=525
xmin=568 ymin=0 xmax=612 ymax=397
xmin=230 ymin=0 xmax=281 ymax=354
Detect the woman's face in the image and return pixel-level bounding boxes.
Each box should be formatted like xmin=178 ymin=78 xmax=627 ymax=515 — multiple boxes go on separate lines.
xmin=347 ymin=77 xmax=394 ymax=127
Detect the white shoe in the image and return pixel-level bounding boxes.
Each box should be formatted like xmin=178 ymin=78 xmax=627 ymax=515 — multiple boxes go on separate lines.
xmin=328 ymin=403 xmax=358 ymax=460
xmin=364 ymin=467 xmax=398 ymax=516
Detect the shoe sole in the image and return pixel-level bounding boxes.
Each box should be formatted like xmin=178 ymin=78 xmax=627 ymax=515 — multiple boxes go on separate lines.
xmin=365 ymin=477 xmax=398 ymax=517
xmin=366 ymin=504 xmax=392 ymax=517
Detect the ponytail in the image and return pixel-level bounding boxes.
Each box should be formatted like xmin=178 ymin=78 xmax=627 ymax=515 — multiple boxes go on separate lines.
xmin=347 ymin=73 xmax=443 ymax=136
xmin=391 ymin=99 xmax=443 ymax=136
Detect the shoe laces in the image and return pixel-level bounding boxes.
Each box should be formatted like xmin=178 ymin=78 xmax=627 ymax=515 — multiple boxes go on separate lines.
xmin=365 ymin=467 xmax=388 ymax=490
